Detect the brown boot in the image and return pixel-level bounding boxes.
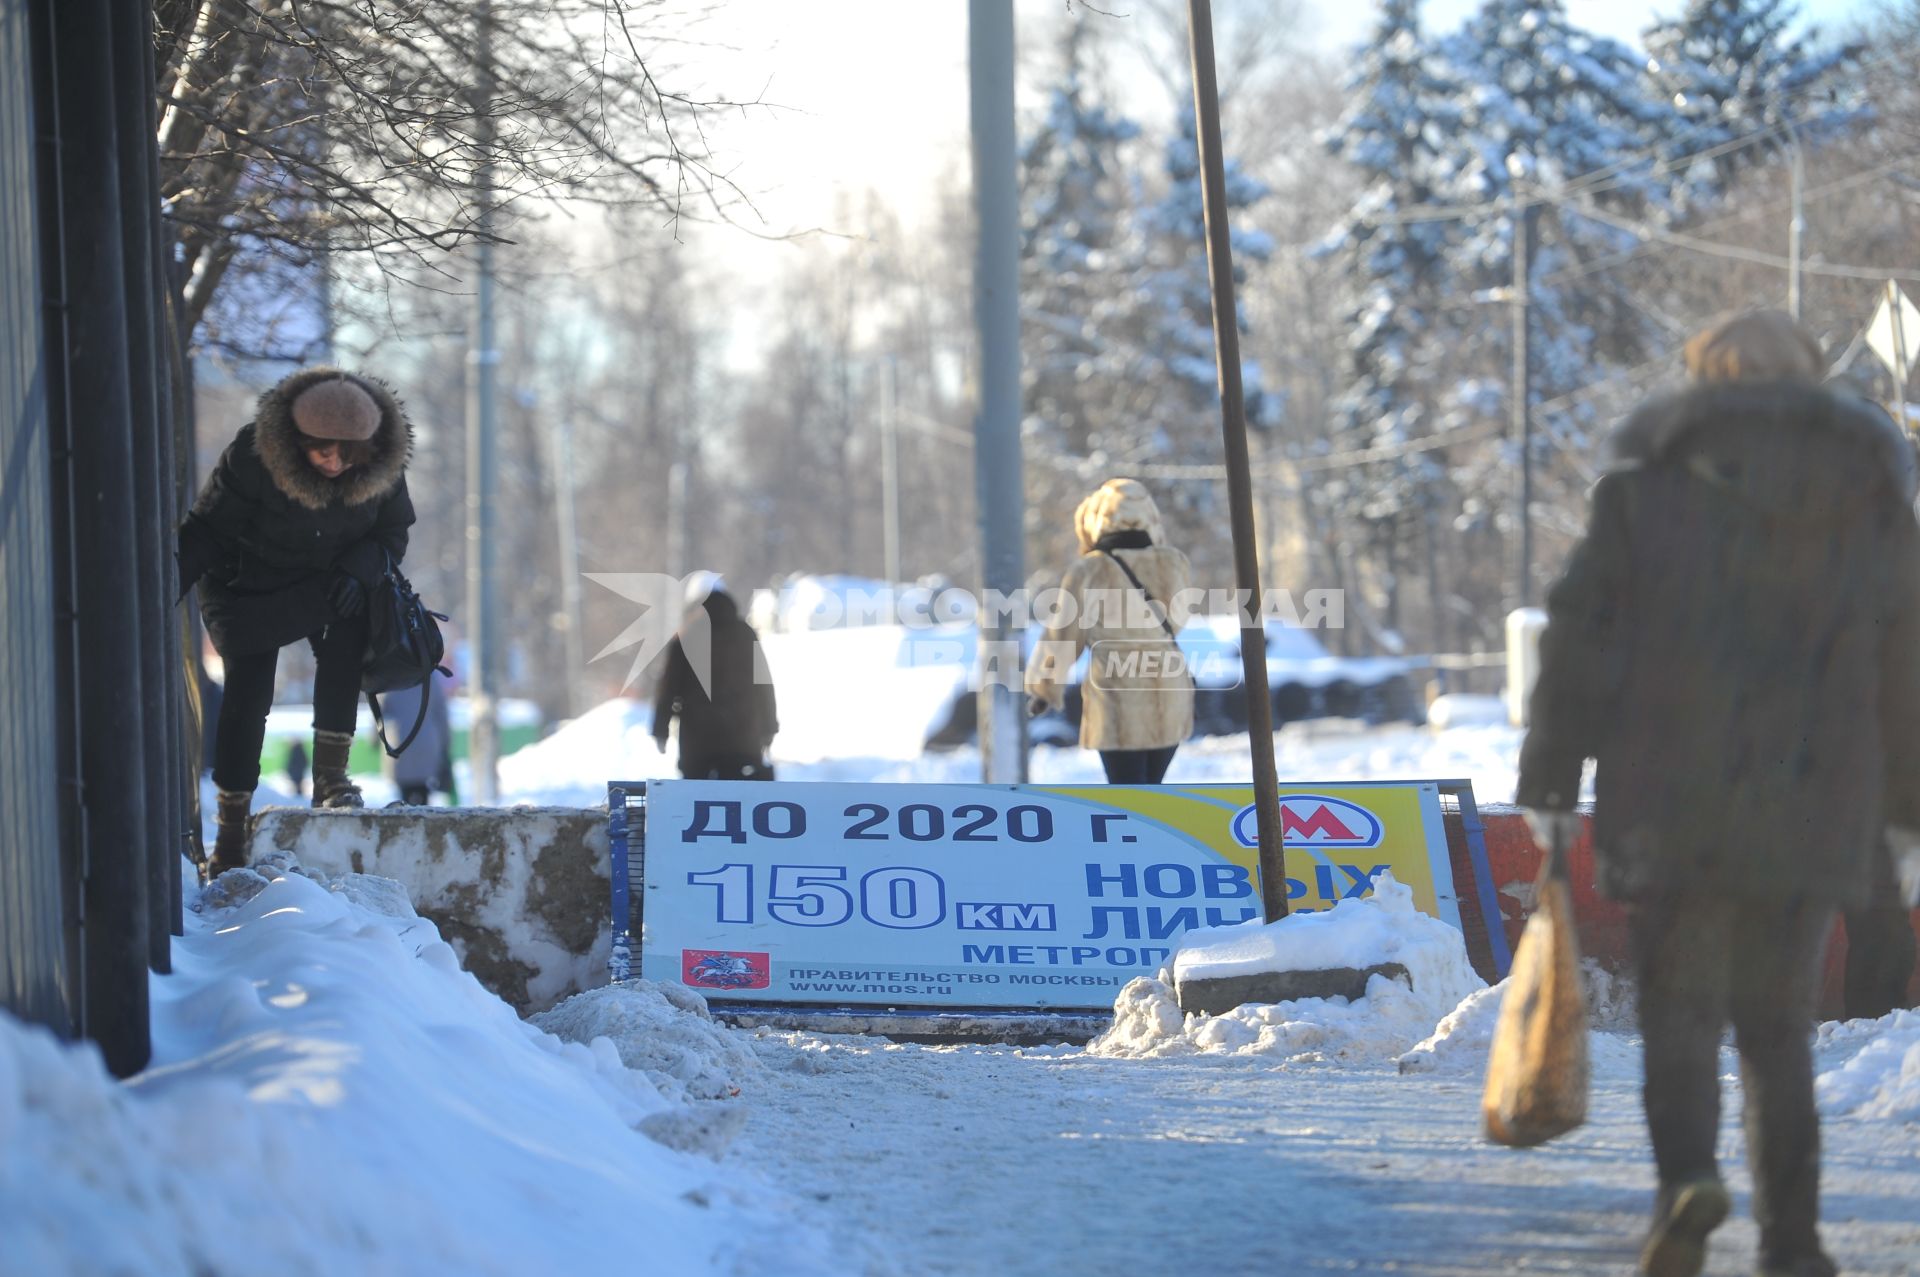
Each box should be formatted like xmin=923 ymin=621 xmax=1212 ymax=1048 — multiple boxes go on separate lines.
xmin=310 ymin=729 xmax=365 ymax=809
xmin=208 ymin=788 xmax=254 ymax=877
xmin=1640 ymin=1177 xmax=1731 ymax=1277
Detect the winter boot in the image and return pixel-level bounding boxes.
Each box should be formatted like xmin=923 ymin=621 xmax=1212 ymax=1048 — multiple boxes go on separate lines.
xmin=208 ymin=788 xmax=254 ymax=877
xmin=1755 ymin=1254 xmax=1838 ymax=1277
xmin=1640 ymin=1178 xmax=1731 ymax=1277
xmin=310 ymin=729 xmax=365 ymax=809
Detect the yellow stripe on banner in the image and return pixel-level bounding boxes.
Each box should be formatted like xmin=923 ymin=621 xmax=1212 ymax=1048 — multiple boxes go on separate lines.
xmin=1030 ymin=784 xmax=1445 ymax=918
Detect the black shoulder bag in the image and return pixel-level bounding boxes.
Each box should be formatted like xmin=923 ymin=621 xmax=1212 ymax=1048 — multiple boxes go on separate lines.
xmin=1101 ymin=549 xmax=1196 ymax=688
xmin=361 ymin=553 xmax=452 ymax=757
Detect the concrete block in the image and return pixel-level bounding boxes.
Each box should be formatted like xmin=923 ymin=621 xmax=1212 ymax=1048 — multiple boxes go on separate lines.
xmin=251 ymin=806 xmax=609 ymax=1015
xmin=1174 ymin=962 xmax=1411 ymax=1016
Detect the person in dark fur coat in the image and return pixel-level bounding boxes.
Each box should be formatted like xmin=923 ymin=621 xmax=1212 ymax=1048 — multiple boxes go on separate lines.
xmin=176 ymin=367 xmax=416 ymax=875
xmin=1515 ymin=311 xmax=1920 ymax=1277
xmin=652 ymin=575 xmax=778 ymax=780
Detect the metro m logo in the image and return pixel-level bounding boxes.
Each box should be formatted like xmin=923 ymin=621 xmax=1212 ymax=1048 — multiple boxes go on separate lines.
xmin=1231 ymin=795 xmax=1384 ymax=850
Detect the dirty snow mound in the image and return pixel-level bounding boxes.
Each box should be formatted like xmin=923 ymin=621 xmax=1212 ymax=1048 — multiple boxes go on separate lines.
xmin=1090 ymin=873 xmax=1487 ymax=1062
xmin=1395 ymin=965 xmax=1642 ymax=1079
xmin=1395 ymin=981 xmax=1507 ymax=1074
xmin=1816 ymin=1009 xmax=1920 ymax=1123
xmin=532 ymin=981 xmax=761 ymax=1105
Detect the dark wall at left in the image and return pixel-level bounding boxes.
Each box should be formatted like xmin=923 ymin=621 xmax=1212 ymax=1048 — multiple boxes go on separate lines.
xmin=0 ymin=0 xmax=73 ymax=1041
xmin=1 ymin=0 xmax=187 ymax=1078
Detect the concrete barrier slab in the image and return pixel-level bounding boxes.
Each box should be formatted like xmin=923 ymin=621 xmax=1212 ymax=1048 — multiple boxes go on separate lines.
xmin=251 ymin=806 xmax=609 ymax=1015
xmin=1174 ymin=962 xmax=1411 ymax=1016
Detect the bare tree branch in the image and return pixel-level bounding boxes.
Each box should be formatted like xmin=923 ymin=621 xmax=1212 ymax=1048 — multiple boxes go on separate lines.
xmin=158 ymin=0 xmax=755 ymax=339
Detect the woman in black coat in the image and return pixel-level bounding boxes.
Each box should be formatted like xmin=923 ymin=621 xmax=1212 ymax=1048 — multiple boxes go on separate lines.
xmin=177 ymin=367 xmax=415 ymax=874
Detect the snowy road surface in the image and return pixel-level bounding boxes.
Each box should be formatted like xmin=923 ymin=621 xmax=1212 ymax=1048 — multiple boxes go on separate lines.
xmin=734 ymin=1034 xmax=1920 ymax=1276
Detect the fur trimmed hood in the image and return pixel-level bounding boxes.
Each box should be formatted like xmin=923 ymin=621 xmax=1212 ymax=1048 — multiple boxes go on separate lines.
xmin=1605 ymin=381 xmax=1917 ymax=521
xmin=253 ymin=366 xmax=413 ymax=511
xmin=1074 ymin=478 xmax=1168 ymax=553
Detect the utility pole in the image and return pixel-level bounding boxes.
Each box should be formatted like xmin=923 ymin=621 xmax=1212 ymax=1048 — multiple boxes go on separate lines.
xmin=1187 ymin=0 xmax=1287 ymax=922
xmin=465 ymin=0 xmax=501 ymax=803
xmin=552 ymin=412 xmax=586 ymax=719
xmin=665 ymin=456 xmax=689 ymax=580
xmin=1786 ymin=120 xmax=1804 ymax=321
xmin=881 ymin=356 xmax=902 ymax=587
xmin=1511 ymin=194 xmax=1538 ymax=611
xmin=968 ymin=0 xmax=1028 ymax=784
xmin=315 ymin=235 xmax=334 ymax=363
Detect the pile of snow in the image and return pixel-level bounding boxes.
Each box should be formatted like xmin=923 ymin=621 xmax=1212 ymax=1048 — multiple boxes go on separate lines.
xmin=760 ymin=625 xmax=972 ymax=763
xmin=466 ymin=675 xmax=1541 ymax=807
xmin=1425 ymin=693 xmax=1509 ymax=731
xmin=1816 ymin=1009 xmax=1920 ymax=1123
xmin=496 ymin=696 xmax=668 ymax=805
xmin=1395 ymin=960 xmax=1643 ymax=1079
xmin=1089 ymin=873 xmax=1487 ymax=1062
xmin=0 ymin=856 xmax=846 ymax=1276
xmin=533 ymin=981 xmax=760 ymax=1106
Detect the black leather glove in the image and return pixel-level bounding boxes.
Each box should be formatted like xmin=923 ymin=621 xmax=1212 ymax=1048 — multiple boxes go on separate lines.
xmin=327 ymin=570 xmax=367 ymax=619
xmin=174 ymin=518 xmax=218 ymax=603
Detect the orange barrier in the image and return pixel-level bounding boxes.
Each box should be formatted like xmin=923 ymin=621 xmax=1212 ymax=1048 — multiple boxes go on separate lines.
xmin=1475 ymin=804 xmax=1920 ymax=1021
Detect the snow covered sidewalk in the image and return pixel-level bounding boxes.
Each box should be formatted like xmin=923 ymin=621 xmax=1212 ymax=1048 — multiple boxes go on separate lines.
xmin=5 ymin=849 xmax=1915 ymax=1276
xmin=730 ymin=1025 xmax=1920 ymax=1276
xmin=720 ymin=885 xmax=1920 ymax=1275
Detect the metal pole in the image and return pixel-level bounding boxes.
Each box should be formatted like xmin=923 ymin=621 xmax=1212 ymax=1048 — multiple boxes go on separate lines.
xmin=1512 ymin=197 xmax=1537 ymax=611
xmin=464 ymin=0 xmax=500 ymax=804
xmin=1787 ymin=124 xmax=1804 ymax=321
xmin=553 ymin=413 xmax=586 ymax=718
xmin=665 ymin=458 xmax=688 ymax=580
xmin=882 ymin=356 xmax=902 ymax=587
xmin=49 ymin=0 xmax=153 ymax=1075
xmin=110 ymin=0 xmax=171 ymax=973
xmin=968 ymin=0 xmax=1027 ymax=785
xmin=1186 ymin=0 xmax=1287 ymax=922
xmin=316 ymin=234 xmax=334 ymax=363
xmin=1893 ymin=283 xmax=1910 ymax=418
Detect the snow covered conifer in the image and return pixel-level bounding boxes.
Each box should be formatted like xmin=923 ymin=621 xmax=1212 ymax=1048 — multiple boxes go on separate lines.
xmin=1121 ymin=100 xmax=1280 ymax=569
xmin=1317 ymin=0 xmax=1469 ymax=623
xmin=1643 ymin=0 xmax=1860 ymax=211
xmin=1019 ymin=22 xmax=1144 ymax=463
xmin=1437 ymin=0 xmax=1674 ymax=581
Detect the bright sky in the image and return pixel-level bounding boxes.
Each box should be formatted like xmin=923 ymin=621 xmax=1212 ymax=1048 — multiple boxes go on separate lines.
xmin=690 ymin=0 xmax=1882 ymax=244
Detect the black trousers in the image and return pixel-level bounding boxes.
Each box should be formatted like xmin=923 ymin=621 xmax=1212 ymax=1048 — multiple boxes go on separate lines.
xmin=1098 ymin=745 xmax=1177 ymax=784
xmin=680 ymin=754 xmax=772 ymax=781
xmin=1630 ymin=893 xmax=1833 ymax=1268
xmin=1842 ymin=849 xmax=1917 ymax=1020
xmin=213 ymin=613 xmax=367 ymax=793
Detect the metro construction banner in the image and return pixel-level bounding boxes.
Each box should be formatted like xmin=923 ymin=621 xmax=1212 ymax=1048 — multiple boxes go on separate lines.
xmin=640 ymin=781 xmax=1461 ymax=1011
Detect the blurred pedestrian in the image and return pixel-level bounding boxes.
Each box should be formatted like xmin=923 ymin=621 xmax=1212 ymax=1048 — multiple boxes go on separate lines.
xmin=379 ymin=679 xmax=453 ymax=806
xmin=652 ymin=573 xmax=779 ymax=780
xmin=284 ymin=738 xmax=308 ymax=798
xmin=1026 ymin=478 xmax=1194 ymax=783
xmin=176 ymin=367 xmax=415 ymax=876
xmin=1516 ymin=310 xmax=1920 ymax=1277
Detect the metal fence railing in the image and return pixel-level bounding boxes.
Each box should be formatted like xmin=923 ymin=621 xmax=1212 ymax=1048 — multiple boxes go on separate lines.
xmin=605 ymin=783 xmax=649 ymax=982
